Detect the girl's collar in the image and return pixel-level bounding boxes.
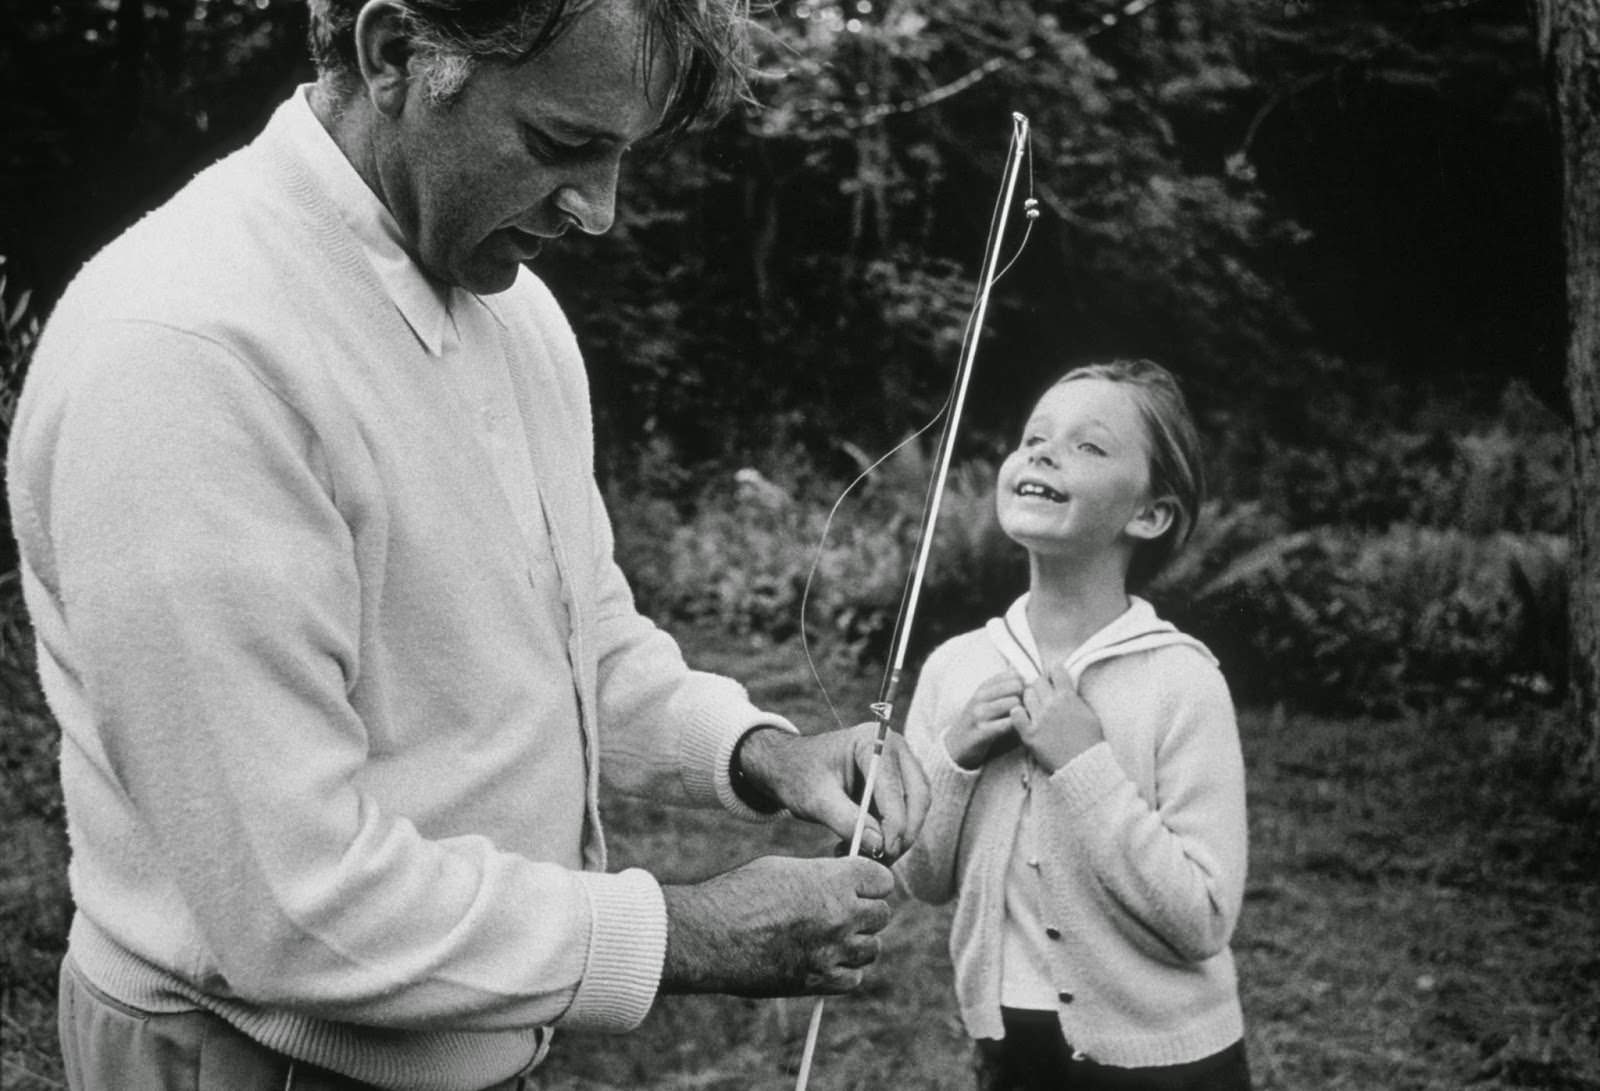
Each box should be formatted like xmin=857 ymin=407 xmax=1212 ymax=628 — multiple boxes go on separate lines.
xmin=988 ymin=594 xmax=1170 ymax=683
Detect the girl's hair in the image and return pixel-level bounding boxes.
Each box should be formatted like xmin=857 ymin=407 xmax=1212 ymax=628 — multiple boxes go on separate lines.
xmin=1054 ymin=358 xmax=1205 ymax=590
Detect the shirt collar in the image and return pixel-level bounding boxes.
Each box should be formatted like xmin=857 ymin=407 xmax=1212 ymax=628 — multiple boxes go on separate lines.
xmin=985 ymin=594 xmax=1175 ymax=683
xmin=280 ymin=85 xmax=455 ymax=355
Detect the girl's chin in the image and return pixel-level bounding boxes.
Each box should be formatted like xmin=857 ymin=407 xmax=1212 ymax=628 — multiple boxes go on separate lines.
xmin=998 ymin=513 xmax=1071 ymax=543
xmin=1000 ymin=528 xmax=1079 ymax=554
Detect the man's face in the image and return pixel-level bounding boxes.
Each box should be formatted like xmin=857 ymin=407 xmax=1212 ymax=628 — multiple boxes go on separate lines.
xmin=377 ymin=0 xmax=671 ymax=294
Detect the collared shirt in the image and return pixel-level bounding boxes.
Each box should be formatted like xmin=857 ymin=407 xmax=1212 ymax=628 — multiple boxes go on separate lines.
xmin=279 ymin=86 xmax=558 ymax=568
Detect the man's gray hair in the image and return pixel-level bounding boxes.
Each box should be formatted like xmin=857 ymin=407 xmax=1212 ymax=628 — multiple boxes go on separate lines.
xmin=307 ymin=0 xmax=755 ymax=137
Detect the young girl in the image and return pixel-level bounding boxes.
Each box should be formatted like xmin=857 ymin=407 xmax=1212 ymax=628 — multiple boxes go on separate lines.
xmin=897 ymin=359 xmax=1250 ymax=1091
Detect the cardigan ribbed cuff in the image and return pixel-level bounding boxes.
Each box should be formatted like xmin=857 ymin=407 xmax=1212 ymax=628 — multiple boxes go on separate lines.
xmin=676 ymin=698 xmax=798 ymax=822
xmin=930 ymin=727 xmax=986 ymax=787
xmin=1047 ymin=741 xmax=1125 ymax=818
xmin=561 ymin=867 xmax=667 ymax=1031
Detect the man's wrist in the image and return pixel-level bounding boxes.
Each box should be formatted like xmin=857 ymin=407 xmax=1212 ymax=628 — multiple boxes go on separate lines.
xmin=729 ymin=727 xmax=785 ymax=814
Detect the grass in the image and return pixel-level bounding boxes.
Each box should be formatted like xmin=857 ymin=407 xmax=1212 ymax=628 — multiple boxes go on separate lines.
xmin=2 ymin=625 xmax=1597 ymax=1090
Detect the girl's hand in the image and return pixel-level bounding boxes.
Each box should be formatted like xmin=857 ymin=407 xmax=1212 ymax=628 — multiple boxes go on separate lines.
xmin=1017 ymin=670 xmax=1104 ymax=773
xmin=943 ymin=671 xmax=1026 ymax=770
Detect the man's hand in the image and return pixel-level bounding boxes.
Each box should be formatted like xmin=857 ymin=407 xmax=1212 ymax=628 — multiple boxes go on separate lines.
xmin=943 ymin=670 xmax=1026 ymax=770
xmin=735 ymin=724 xmax=929 ymax=860
xmin=1016 ymin=669 xmax=1104 ymax=773
xmin=660 ymin=855 xmax=894 ymax=997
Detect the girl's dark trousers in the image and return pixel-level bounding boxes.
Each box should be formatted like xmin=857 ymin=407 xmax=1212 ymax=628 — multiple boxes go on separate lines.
xmin=973 ymin=1008 xmax=1251 ymax=1091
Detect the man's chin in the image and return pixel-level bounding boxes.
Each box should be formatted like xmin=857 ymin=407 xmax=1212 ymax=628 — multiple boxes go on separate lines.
xmin=455 ymin=260 xmax=524 ymax=296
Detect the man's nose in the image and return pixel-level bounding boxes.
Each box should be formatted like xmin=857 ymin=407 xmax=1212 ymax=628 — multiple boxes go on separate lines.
xmin=553 ymin=157 xmax=621 ymax=236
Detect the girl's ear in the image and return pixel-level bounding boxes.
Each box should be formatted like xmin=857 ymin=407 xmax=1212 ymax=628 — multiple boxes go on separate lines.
xmin=1125 ymin=497 xmax=1176 ymax=542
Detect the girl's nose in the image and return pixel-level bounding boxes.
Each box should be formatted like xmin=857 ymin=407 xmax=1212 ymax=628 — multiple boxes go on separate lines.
xmin=1027 ymin=448 xmax=1057 ymax=468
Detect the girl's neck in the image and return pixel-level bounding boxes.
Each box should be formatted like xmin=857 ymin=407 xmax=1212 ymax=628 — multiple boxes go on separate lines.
xmin=1025 ymin=553 xmax=1132 ymax=667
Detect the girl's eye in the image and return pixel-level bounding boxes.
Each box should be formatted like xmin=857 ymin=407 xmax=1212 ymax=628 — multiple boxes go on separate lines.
xmin=1078 ymin=442 xmax=1106 ymax=456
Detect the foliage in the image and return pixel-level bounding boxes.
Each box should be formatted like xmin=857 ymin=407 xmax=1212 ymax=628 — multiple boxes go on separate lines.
xmin=0 ymin=0 xmax=1563 ymax=487
xmin=1149 ymin=505 xmax=1568 ymax=714
xmin=616 ymin=435 xmax=1568 ymax=717
xmin=1 ymin=256 xmax=43 ymax=711
xmin=614 ymin=442 xmax=1026 ymax=666
xmin=548 ymin=0 xmax=1321 ymax=463
xmin=0 ymin=256 xmax=67 ymax=1091
xmin=1245 ymin=381 xmax=1571 ymax=534
xmin=0 ymin=0 xmax=310 ymax=298
xmin=530 ymin=0 xmax=1558 ymax=478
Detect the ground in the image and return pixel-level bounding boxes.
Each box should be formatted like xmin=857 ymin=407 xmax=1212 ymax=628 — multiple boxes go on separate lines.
xmin=2 ymin=626 xmax=1597 ymax=1090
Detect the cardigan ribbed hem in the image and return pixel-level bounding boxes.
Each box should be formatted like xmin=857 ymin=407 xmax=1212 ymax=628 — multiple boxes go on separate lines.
xmin=68 ymin=915 xmax=547 ymax=1091
xmin=960 ymin=993 xmax=1245 ymax=1069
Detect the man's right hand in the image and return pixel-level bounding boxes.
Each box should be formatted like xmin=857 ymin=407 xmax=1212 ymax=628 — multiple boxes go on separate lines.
xmin=659 ymin=855 xmax=893 ymax=997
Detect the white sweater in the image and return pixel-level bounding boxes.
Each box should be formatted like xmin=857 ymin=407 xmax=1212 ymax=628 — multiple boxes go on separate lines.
xmin=8 ymin=94 xmax=790 ymax=1091
xmin=896 ymin=596 xmax=1248 ymax=1067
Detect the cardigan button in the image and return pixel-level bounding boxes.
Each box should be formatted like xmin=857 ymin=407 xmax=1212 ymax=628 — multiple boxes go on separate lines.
xmin=1027 ymin=858 xmax=1040 ymax=869
xmin=1058 ymin=991 xmax=1074 ymax=1004
xmin=1045 ymin=926 xmax=1061 ymax=940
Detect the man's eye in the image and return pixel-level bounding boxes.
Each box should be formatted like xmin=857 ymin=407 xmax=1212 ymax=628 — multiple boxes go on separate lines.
xmin=524 ymin=127 xmax=590 ymax=161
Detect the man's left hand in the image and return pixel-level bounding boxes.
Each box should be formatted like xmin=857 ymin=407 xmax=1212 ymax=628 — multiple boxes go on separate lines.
xmin=736 ymin=725 xmax=929 ymax=861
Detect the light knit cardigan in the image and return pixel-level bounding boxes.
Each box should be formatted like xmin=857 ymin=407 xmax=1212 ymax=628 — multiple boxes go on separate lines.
xmin=896 ymin=596 xmax=1247 ymax=1068
xmin=8 ymin=96 xmax=792 ymax=1091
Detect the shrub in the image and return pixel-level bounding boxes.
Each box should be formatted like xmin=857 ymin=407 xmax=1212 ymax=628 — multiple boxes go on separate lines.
xmin=1 ymin=258 xmax=60 ymax=823
xmin=613 ymin=442 xmax=1025 ymax=666
xmin=1 ymin=256 xmax=43 ymax=714
xmin=616 ymin=462 xmax=1569 ymax=718
xmin=1158 ymin=514 xmax=1567 ymax=714
xmin=1252 ymin=383 xmax=1569 ymax=536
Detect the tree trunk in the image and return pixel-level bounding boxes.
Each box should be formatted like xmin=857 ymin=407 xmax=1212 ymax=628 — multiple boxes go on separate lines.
xmin=1534 ymin=0 xmax=1600 ymax=782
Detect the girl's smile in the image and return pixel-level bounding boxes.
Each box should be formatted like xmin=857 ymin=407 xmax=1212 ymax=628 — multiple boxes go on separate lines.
xmin=1013 ymin=478 xmax=1069 ymax=502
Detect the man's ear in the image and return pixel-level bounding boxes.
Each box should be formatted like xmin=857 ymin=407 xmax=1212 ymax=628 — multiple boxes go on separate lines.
xmin=353 ymin=0 xmax=416 ymax=118
xmin=1125 ymin=497 xmax=1176 ymax=542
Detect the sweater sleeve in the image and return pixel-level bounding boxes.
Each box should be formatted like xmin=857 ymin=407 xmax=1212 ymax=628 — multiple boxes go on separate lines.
xmin=1038 ymin=651 xmax=1247 ymax=964
xmin=584 ymin=478 xmax=798 ymax=819
xmin=893 ymin=645 xmax=981 ymax=905
xmin=508 ymin=271 xmax=796 ymax=820
xmin=12 ymin=321 xmax=656 ymax=1032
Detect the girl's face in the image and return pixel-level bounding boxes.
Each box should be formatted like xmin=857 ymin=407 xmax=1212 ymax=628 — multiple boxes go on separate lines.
xmin=996 ymin=378 xmax=1160 ymax=560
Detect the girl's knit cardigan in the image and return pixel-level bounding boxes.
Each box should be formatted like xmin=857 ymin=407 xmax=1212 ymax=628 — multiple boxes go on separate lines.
xmin=896 ymin=596 xmax=1248 ymax=1068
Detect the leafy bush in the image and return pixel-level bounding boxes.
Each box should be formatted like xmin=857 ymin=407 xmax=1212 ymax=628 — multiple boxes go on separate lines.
xmin=1 ymin=258 xmax=59 ymax=824
xmin=614 ymin=442 xmax=1025 ymax=666
xmin=618 ymin=454 xmax=1568 ymax=718
xmin=1 ymin=256 xmax=42 ymax=709
xmin=1155 ymin=511 xmax=1567 ymax=715
xmin=1250 ymin=381 xmax=1569 ymax=536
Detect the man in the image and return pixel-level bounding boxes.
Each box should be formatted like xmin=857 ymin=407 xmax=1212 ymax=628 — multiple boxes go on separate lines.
xmin=6 ymin=1 xmax=929 ymax=1088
